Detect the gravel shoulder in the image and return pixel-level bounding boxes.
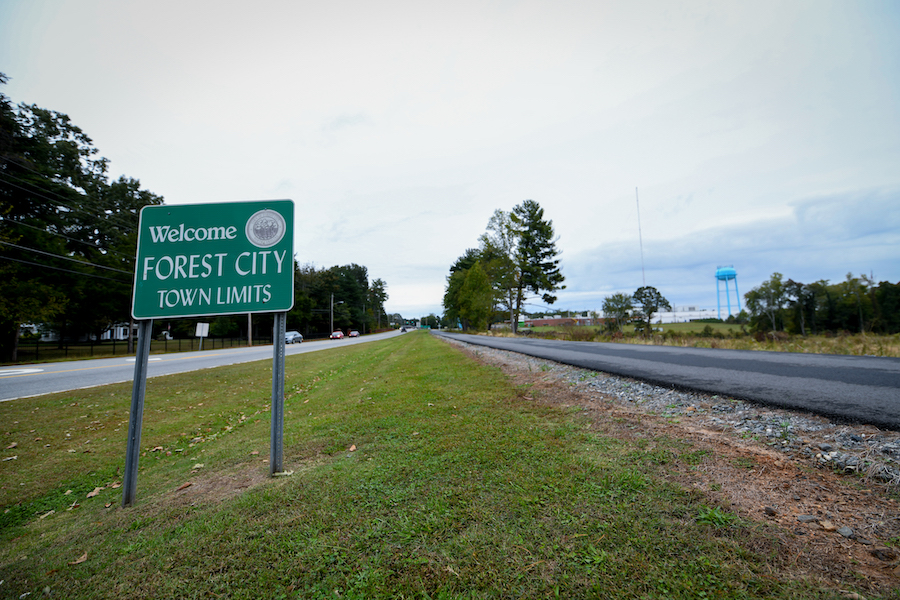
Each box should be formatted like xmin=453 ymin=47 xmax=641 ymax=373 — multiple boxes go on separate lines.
xmin=442 ymin=336 xmax=900 ymax=595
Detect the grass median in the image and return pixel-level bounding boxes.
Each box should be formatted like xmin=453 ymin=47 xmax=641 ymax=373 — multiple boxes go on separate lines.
xmin=1 ymin=332 xmax=857 ymax=598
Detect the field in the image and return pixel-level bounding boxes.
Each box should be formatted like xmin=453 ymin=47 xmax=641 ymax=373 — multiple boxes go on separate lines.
xmin=0 ymin=332 xmax=895 ymax=598
xmin=521 ymin=323 xmax=900 ymax=357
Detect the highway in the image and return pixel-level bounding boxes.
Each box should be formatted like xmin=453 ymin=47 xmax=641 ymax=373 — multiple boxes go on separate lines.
xmin=0 ymin=330 xmax=402 ymax=402
xmin=434 ymin=332 xmax=900 ymax=431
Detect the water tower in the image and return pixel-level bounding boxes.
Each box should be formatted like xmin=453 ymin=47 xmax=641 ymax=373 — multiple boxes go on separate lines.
xmin=715 ymin=265 xmax=740 ymax=320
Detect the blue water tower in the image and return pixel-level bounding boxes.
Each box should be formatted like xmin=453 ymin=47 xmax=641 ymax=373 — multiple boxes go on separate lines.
xmin=715 ymin=265 xmax=740 ymax=320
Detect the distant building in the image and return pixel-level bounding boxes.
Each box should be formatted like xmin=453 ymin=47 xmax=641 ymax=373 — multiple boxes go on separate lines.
xmin=655 ymin=306 xmax=719 ymax=323
xmin=518 ymin=314 xmax=599 ymax=328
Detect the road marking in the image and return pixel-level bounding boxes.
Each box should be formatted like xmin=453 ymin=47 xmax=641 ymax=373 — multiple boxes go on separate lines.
xmin=125 ymin=358 xmax=162 ymax=362
xmin=0 ymin=368 xmax=44 ymax=377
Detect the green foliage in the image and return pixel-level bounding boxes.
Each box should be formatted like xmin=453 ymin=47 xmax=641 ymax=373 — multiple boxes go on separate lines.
xmin=632 ymin=286 xmax=672 ymax=336
xmin=0 ymin=76 xmax=163 ymax=360
xmin=285 ymin=262 xmax=388 ymax=339
xmin=696 ymin=505 xmax=739 ymax=529
xmin=746 ymin=272 xmax=900 ymax=335
xmin=444 ymin=200 xmax=564 ymax=332
xmin=458 ymin=261 xmax=493 ymax=331
xmin=602 ymin=292 xmax=633 ymax=333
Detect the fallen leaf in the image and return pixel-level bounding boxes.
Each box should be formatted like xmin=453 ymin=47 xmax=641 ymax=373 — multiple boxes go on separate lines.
xmin=105 ymin=503 xmax=112 ymax=508
xmin=39 ymin=510 xmax=55 ymax=520
xmin=6 ymin=442 xmax=17 ymax=449
xmin=2 ymin=455 xmax=16 ymax=461
xmin=192 ymin=463 xmax=204 ymax=470
xmin=64 ymin=490 xmax=72 ymax=495
xmin=86 ymin=487 xmax=103 ymax=498
xmin=109 ymin=482 xmax=121 ymax=489
xmin=176 ymin=482 xmax=193 ymax=491
xmin=250 ymin=450 xmax=259 ymax=455
xmin=151 ymin=446 xmax=163 ymax=452
xmin=349 ymin=445 xmax=357 ymax=452
xmin=68 ymin=552 xmax=88 ymax=565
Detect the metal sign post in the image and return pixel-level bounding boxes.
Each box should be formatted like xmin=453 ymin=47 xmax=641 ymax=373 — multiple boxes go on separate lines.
xmin=122 ymin=319 xmax=153 ymax=507
xmin=271 ymin=312 xmax=286 ymax=474
xmin=125 ymin=199 xmax=295 ymax=505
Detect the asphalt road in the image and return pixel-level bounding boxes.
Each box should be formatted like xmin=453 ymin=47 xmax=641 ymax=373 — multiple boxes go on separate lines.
xmin=0 ymin=330 xmax=403 ymax=402
xmin=434 ymin=332 xmax=900 ymax=431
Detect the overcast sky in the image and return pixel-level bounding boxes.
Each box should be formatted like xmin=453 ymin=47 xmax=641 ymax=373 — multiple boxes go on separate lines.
xmin=2 ymin=0 xmax=898 ymax=318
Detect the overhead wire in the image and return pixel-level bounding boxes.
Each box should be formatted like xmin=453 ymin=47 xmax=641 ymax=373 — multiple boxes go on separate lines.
xmin=0 ymin=239 xmax=133 ymax=274
xmin=0 ymin=171 xmax=139 ymax=234
xmin=0 ymin=216 xmax=135 ymax=260
xmin=0 ymin=255 xmax=131 ymax=284
xmin=3 ymin=152 xmax=150 ymax=223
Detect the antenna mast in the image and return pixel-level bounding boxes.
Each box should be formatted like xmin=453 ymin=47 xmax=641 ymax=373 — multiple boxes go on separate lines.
xmin=635 ymin=187 xmax=646 ymax=287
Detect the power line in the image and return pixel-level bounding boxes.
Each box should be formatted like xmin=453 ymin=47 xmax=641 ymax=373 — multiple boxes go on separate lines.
xmin=0 ymin=239 xmax=133 ymax=274
xmin=0 ymin=255 xmax=131 ymax=284
xmin=0 ymin=216 xmax=134 ymax=260
xmin=3 ymin=154 xmax=148 ymax=221
xmin=0 ymin=171 xmax=139 ymax=233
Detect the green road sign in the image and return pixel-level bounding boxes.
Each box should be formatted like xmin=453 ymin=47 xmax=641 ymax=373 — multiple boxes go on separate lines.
xmin=132 ymin=200 xmax=294 ymax=319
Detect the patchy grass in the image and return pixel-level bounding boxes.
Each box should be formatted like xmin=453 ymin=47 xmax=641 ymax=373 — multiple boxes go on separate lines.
xmin=0 ymin=333 xmax=865 ymax=598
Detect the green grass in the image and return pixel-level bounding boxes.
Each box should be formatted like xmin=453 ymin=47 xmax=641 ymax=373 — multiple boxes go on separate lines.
xmin=0 ymin=333 xmax=860 ymax=598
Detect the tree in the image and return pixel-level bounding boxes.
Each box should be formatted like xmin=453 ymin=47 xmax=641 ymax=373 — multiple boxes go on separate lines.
xmin=443 ymin=249 xmax=483 ymax=329
xmin=745 ymin=273 xmax=787 ymax=332
xmin=479 ymin=210 xmax=518 ymax=327
xmin=457 ymin=261 xmax=494 ymax=331
xmin=632 ymin=286 xmax=671 ymax=336
xmin=368 ymin=278 xmax=388 ymax=330
xmin=444 ymin=200 xmax=564 ymax=333
xmin=510 ymin=200 xmax=565 ymax=332
xmin=784 ymin=279 xmax=814 ymax=336
xmin=286 ymin=262 xmax=388 ymax=338
xmin=602 ymin=292 xmax=633 ymax=333
xmin=0 ymin=75 xmax=162 ymax=360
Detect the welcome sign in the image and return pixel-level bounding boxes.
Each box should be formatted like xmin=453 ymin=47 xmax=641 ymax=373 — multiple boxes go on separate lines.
xmin=132 ymin=200 xmax=295 ymax=319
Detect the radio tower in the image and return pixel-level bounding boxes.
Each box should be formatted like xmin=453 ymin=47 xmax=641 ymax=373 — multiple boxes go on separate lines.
xmin=635 ymin=187 xmax=645 ymax=287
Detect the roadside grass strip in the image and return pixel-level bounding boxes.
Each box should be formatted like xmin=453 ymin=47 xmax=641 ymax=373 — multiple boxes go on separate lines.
xmin=1 ymin=333 xmax=853 ymax=598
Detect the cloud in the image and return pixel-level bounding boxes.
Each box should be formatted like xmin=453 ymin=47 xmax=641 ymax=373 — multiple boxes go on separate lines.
xmin=562 ymin=186 xmax=900 ymax=310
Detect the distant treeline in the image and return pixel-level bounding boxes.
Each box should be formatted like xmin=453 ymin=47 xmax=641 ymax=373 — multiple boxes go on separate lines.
xmin=745 ymin=272 xmax=900 ymax=335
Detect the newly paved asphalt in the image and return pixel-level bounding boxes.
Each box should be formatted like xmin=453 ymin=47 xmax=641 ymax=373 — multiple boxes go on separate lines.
xmin=434 ymin=332 xmax=900 ymax=431
xmin=5 ymin=330 xmax=899 ymax=431
xmin=0 ymin=330 xmax=402 ymax=402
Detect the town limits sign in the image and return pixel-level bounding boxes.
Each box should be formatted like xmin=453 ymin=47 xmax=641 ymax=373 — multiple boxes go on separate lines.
xmin=132 ymin=200 xmax=294 ymax=319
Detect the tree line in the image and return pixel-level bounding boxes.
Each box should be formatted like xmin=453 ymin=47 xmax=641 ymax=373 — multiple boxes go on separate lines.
xmin=0 ymin=75 xmax=390 ymax=361
xmin=0 ymin=73 xmax=164 ymax=360
xmin=745 ymin=272 xmax=900 ymax=335
xmin=443 ymin=200 xmax=565 ymax=331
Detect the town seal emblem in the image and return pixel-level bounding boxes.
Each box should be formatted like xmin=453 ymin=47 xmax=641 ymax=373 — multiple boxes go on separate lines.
xmin=245 ymin=209 xmax=286 ymax=248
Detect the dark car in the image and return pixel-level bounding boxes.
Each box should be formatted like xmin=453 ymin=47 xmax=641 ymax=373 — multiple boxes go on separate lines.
xmin=285 ymin=331 xmax=303 ymax=344
xmin=348 ymin=330 xmax=360 ymax=338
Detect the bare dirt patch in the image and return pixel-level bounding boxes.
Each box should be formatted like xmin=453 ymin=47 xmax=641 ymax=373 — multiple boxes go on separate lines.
xmin=452 ymin=339 xmax=900 ymax=596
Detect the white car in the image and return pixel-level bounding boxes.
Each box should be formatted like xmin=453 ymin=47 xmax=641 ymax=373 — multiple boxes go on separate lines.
xmin=285 ymin=331 xmax=303 ymax=344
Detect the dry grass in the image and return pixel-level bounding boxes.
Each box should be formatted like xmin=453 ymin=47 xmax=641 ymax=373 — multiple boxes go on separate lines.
xmin=490 ymin=328 xmax=900 ymax=358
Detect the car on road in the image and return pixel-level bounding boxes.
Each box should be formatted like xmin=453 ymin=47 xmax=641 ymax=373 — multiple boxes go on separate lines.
xmin=330 ymin=330 xmax=344 ymax=339
xmin=348 ymin=330 xmax=360 ymax=338
xmin=285 ymin=331 xmax=303 ymax=344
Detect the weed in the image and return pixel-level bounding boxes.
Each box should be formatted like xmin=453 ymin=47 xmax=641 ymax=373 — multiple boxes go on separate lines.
xmin=696 ymin=505 xmax=738 ymax=528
